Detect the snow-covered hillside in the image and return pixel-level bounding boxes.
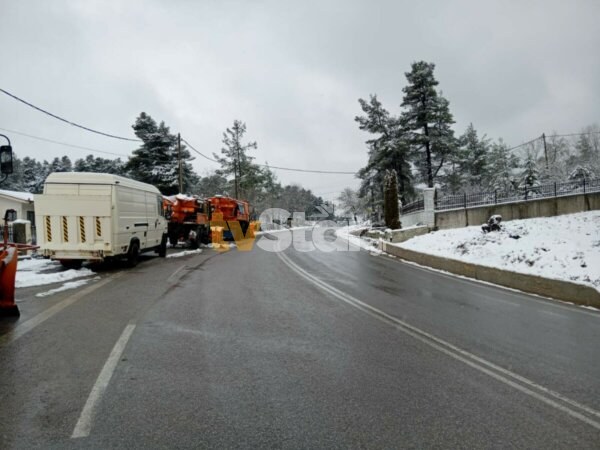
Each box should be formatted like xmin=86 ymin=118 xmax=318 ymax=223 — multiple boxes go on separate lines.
xmin=396 ymin=211 xmax=600 ymax=292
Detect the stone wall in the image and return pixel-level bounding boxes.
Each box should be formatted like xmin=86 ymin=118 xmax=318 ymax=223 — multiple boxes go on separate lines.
xmin=435 ymin=191 xmax=600 ymax=230
xmin=380 ymin=241 xmax=600 ymax=307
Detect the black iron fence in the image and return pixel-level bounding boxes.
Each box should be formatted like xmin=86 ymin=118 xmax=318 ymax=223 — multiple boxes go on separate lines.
xmin=435 ymin=178 xmax=600 ymax=211
xmin=2 ymin=224 xmax=36 ymax=244
xmin=402 ymin=198 xmax=425 ymax=214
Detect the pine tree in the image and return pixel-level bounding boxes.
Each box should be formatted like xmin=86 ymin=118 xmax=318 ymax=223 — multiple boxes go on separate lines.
xmin=400 ymin=61 xmax=456 ymax=187
xmin=487 ymin=140 xmax=519 ymax=192
xmin=355 ymin=95 xmax=413 ymax=202
xmin=21 ymin=157 xmax=46 ymax=193
xmin=127 ymin=112 xmax=197 ymax=195
xmin=74 ymin=154 xmax=124 ymax=175
xmin=213 ymin=120 xmax=260 ymax=200
xmin=383 ymin=169 xmax=400 ymax=229
xmin=459 ymin=123 xmax=490 ymax=190
xmin=520 ymin=152 xmax=541 ymax=192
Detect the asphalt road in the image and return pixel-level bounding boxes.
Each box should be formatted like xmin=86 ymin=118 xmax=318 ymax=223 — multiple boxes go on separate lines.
xmin=1 ymin=230 xmax=599 ymax=448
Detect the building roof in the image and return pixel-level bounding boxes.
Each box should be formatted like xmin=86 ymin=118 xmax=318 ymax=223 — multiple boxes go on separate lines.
xmin=0 ymin=189 xmax=34 ymax=203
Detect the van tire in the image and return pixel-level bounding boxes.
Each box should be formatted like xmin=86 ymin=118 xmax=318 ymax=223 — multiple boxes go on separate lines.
xmin=127 ymin=241 xmax=140 ymax=267
xmin=157 ymin=234 xmax=167 ymax=257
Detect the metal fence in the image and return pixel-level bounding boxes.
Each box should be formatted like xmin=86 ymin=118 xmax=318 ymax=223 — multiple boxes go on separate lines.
xmin=435 ymin=178 xmax=600 ymax=211
xmin=402 ymin=198 xmax=425 ymax=214
xmin=2 ymin=224 xmax=36 ymax=244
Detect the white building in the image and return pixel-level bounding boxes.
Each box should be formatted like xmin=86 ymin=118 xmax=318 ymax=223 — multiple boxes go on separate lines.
xmin=0 ymin=189 xmax=35 ymax=224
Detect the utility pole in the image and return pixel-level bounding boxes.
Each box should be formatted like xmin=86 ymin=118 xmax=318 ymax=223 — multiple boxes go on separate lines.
xmin=236 ymin=144 xmax=241 ymax=199
xmin=542 ymin=133 xmax=548 ymax=170
xmin=177 ymin=133 xmax=183 ymax=193
xmin=233 ymin=156 xmax=238 ymax=199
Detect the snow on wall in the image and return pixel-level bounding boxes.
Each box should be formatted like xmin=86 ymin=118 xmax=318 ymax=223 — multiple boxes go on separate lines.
xmin=396 ymin=211 xmax=600 ymax=292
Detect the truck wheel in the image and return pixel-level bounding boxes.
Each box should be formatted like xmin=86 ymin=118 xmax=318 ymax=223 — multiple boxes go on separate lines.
xmin=60 ymin=259 xmax=83 ymax=270
xmin=127 ymin=241 xmax=140 ymax=267
xmin=157 ymin=234 xmax=167 ymax=257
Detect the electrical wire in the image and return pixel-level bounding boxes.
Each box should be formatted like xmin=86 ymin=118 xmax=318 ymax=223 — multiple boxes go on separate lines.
xmin=0 ymin=127 xmax=130 ymax=157
xmin=550 ymin=131 xmax=600 ymax=138
xmin=0 ymin=88 xmax=141 ymax=142
xmin=183 ymin=138 xmax=357 ymax=175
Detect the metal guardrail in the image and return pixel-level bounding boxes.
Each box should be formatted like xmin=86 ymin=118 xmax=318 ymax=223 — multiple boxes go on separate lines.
xmin=435 ymin=178 xmax=600 ymax=211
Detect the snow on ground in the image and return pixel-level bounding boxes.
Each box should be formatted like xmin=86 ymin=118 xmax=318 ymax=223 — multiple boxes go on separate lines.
xmin=255 ymin=226 xmax=313 ymax=236
xmin=36 ymin=277 xmax=100 ymax=298
xmin=396 ymin=211 xmax=600 ymax=292
xmin=166 ymin=249 xmax=203 ymax=258
xmin=335 ymin=225 xmax=383 ymax=255
xmin=15 ymin=258 xmax=95 ymax=288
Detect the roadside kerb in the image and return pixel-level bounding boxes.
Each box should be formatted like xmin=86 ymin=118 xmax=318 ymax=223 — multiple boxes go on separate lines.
xmin=380 ymin=241 xmax=600 ymax=307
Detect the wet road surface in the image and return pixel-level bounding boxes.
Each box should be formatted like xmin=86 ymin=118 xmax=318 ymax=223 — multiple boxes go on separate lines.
xmin=1 ymin=230 xmax=599 ymax=448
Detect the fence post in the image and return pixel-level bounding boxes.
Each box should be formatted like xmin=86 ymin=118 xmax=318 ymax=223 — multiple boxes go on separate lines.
xmin=494 ymin=190 xmax=497 ymax=204
xmin=554 ymin=182 xmax=557 ymax=197
xmin=463 ymin=193 xmax=467 ymax=209
xmin=524 ymin=189 xmax=528 ymax=201
xmin=583 ymin=178 xmax=586 ymax=194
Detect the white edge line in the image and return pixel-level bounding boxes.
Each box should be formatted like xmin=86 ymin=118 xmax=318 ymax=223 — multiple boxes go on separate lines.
xmin=71 ymin=323 xmax=136 ymax=439
xmin=277 ymin=250 xmax=600 ymax=431
xmin=338 ymin=234 xmax=600 ymax=318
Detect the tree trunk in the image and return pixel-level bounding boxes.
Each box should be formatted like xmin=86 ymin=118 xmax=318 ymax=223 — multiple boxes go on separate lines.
xmin=424 ymin=123 xmax=433 ymax=187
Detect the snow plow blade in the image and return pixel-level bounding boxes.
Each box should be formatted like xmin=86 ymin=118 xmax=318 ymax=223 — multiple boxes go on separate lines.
xmin=0 ymin=247 xmax=19 ymax=317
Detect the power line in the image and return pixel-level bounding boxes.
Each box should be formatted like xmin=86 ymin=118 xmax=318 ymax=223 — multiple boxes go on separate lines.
xmin=551 ymin=131 xmax=600 ymax=138
xmin=181 ymin=138 xmax=219 ymax=163
xmin=0 ymin=127 xmax=130 ymax=157
xmin=0 ymin=88 xmax=141 ymax=142
xmin=183 ymin=138 xmax=356 ymax=175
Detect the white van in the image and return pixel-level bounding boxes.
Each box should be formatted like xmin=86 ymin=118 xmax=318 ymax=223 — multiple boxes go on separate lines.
xmin=35 ymin=172 xmax=168 ymax=267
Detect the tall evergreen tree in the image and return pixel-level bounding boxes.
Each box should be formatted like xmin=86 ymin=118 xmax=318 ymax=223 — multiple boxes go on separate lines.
xmin=355 ymin=95 xmax=413 ymax=202
xmin=127 ymin=112 xmax=197 ymax=195
xmin=213 ymin=120 xmax=260 ymax=200
xmin=400 ymin=61 xmax=456 ymax=187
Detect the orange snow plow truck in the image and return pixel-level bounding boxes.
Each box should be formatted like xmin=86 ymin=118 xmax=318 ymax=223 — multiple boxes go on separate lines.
xmin=163 ymin=195 xmax=259 ymax=247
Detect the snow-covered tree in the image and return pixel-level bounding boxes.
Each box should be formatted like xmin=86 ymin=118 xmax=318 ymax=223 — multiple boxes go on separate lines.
xmin=458 ymin=123 xmax=490 ymax=190
xmin=355 ymin=95 xmax=413 ymax=202
xmin=519 ymin=152 xmax=541 ymax=191
xmin=337 ymin=187 xmax=363 ymax=221
xmin=486 ymin=139 xmax=519 ymax=192
xmin=127 ymin=112 xmax=197 ymax=195
xmin=74 ymin=154 xmax=125 ymax=175
xmin=569 ymin=166 xmax=595 ymax=180
xmin=213 ymin=120 xmax=261 ymax=200
xmin=21 ymin=156 xmax=46 ymax=193
xmin=400 ymin=61 xmax=457 ymax=187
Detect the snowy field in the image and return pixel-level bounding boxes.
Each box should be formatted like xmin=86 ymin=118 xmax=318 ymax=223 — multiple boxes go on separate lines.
xmin=15 ymin=257 xmax=98 ymax=297
xmin=396 ymin=211 xmax=600 ymax=292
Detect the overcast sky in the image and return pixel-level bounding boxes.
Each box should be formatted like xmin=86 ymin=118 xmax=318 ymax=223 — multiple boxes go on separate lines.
xmin=1 ymin=0 xmax=599 ymax=199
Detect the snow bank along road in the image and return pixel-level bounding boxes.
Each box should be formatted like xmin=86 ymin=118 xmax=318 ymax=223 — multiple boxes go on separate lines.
xmin=1 ymin=230 xmax=599 ymax=447
xmin=398 ymin=211 xmax=600 ymax=293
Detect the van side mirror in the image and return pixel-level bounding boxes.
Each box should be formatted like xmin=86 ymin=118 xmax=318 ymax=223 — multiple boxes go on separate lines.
xmin=0 ymin=146 xmax=13 ymax=175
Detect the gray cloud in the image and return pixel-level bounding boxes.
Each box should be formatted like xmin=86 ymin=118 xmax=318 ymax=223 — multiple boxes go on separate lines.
xmin=1 ymin=0 xmax=598 ymax=198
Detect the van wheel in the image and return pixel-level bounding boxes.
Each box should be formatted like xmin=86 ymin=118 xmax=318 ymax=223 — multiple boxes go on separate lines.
xmin=157 ymin=234 xmax=167 ymax=257
xmin=127 ymin=242 xmax=140 ymax=267
xmin=60 ymin=259 xmax=83 ymax=270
